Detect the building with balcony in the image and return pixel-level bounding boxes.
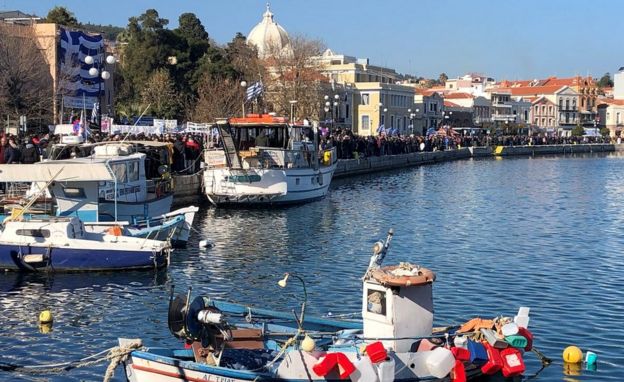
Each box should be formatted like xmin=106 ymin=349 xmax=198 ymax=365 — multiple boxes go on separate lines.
xmin=597 ymin=99 xmax=624 ymax=136
xmin=491 ymin=85 xmax=580 ymax=134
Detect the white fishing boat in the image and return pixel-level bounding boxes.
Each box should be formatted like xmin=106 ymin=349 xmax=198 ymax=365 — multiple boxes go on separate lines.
xmin=0 ymin=142 xmax=198 ymax=247
xmin=0 ymin=216 xmax=170 ymax=272
xmin=203 ymin=114 xmax=337 ymax=206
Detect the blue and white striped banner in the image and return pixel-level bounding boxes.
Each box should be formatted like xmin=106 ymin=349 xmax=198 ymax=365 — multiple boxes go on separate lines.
xmin=59 ymin=27 xmax=104 ymax=98
xmin=245 ymin=82 xmax=263 ymax=102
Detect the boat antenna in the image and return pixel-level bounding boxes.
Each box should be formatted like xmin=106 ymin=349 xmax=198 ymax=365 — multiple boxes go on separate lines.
xmin=364 ymin=228 xmax=394 ymax=278
xmin=120 ymin=103 xmax=151 ymax=144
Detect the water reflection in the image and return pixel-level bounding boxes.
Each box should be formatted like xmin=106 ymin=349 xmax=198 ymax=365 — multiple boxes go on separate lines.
xmin=2 ymin=153 xmax=624 ymax=381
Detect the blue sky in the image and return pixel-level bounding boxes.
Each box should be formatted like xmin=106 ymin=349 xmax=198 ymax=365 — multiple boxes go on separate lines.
xmin=6 ymin=0 xmax=622 ymax=80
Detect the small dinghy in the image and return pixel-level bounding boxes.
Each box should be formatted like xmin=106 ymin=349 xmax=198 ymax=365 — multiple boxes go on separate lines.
xmin=118 ymin=230 xmax=546 ymax=381
xmin=0 ymin=216 xmax=170 ymax=272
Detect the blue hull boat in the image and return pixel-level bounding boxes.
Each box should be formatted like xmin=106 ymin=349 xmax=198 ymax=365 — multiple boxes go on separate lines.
xmin=0 ymin=217 xmax=170 ymax=272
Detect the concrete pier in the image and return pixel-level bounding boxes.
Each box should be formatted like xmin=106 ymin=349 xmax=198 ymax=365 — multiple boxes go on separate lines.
xmin=172 ymin=173 xmax=203 ymax=206
xmin=334 ymin=143 xmax=615 ymax=179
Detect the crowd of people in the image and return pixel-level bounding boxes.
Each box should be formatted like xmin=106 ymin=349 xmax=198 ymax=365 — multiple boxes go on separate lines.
xmin=0 ymin=132 xmax=207 ymax=176
xmin=320 ymin=128 xmax=613 ymax=160
xmin=0 ymin=128 xmax=615 ymax=171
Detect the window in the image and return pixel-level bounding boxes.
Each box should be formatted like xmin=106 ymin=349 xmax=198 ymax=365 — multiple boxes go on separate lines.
xmin=110 ymin=163 xmax=128 ymax=183
xmin=380 ymin=115 xmax=385 ymax=125
xmin=345 ymin=103 xmax=350 ymax=119
xmin=361 ymin=93 xmax=370 ymax=105
xmin=548 ymin=106 xmax=553 ymax=114
xmin=361 ymin=115 xmax=370 ymax=131
xmin=617 ymin=112 xmax=621 ymax=125
xmin=63 ymin=187 xmax=85 ymax=198
xmin=16 ymin=229 xmax=50 ymax=238
xmin=367 ymin=290 xmax=386 ymax=315
xmin=534 ymin=105 xmax=539 ymax=114
xmin=127 ymin=160 xmax=139 ymax=182
xmin=295 ymin=178 xmax=300 ymax=185
xmin=542 ymin=106 xmax=546 ymax=114
xmin=390 ymin=115 xmax=395 ymax=128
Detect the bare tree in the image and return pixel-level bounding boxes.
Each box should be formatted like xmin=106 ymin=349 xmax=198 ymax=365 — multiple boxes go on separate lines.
xmin=140 ymin=68 xmax=180 ymax=118
xmin=0 ymin=24 xmax=53 ymax=128
xmin=262 ymin=35 xmax=327 ymax=121
xmin=193 ymin=76 xmax=244 ymax=122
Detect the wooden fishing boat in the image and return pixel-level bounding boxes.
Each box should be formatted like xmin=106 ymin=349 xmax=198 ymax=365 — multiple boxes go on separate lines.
xmin=118 ymin=230 xmax=545 ymax=381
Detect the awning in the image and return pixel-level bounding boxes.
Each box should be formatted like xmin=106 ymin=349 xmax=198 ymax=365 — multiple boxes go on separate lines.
xmin=0 ymin=162 xmax=114 ymax=182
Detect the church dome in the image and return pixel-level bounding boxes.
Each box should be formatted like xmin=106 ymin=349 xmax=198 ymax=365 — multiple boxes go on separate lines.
xmin=247 ymin=3 xmax=292 ymax=59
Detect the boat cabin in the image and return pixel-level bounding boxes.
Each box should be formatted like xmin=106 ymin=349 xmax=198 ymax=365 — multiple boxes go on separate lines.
xmin=362 ymin=266 xmax=436 ymax=353
xmin=0 ymin=144 xmax=161 ymax=222
xmin=0 ymin=217 xmax=85 ymax=245
xmin=207 ymin=114 xmax=325 ymax=170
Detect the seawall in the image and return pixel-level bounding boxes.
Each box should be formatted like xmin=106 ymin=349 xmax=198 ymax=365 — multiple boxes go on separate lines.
xmin=334 ymin=143 xmax=616 ymax=179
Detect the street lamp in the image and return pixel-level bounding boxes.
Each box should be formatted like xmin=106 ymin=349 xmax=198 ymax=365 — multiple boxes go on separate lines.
xmin=240 ymin=80 xmax=247 ymax=117
xmin=289 ymin=100 xmax=298 ymax=122
xmin=84 ymin=53 xmax=115 ymax=129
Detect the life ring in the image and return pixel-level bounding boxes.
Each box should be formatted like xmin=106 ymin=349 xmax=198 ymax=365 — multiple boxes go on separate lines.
xmin=370 ymin=264 xmax=436 ymax=287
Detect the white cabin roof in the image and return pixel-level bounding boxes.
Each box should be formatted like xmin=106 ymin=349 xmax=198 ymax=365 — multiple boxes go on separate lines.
xmin=0 ymin=153 xmax=144 ymax=182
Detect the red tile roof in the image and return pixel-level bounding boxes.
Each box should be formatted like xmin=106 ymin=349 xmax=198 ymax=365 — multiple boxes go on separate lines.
xmin=444 ymin=101 xmax=461 ymax=107
xmin=444 ymin=92 xmax=473 ymax=99
xmin=598 ymin=99 xmax=624 ymax=106
xmin=494 ymin=85 xmax=565 ymax=96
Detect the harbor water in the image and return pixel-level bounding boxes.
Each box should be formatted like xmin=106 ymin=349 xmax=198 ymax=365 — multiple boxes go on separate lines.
xmin=2 ymin=153 xmax=624 ymax=381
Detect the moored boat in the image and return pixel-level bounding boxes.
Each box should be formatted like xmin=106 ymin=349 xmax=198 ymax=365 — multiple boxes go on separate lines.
xmin=0 ymin=216 xmax=170 ymax=272
xmin=203 ymin=114 xmax=337 ymax=206
xmin=119 ymin=230 xmax=546 ymax=381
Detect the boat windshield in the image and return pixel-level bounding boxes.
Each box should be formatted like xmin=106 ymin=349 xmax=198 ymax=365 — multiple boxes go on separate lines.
xmin=230 ymin=124 xmax=289 ymax=151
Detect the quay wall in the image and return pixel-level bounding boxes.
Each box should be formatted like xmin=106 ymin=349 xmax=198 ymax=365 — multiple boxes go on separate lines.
xmin=172 ymin=172 xmax=203 ymax=206
xmin=334 ymin=143 xmax=615 ymax=179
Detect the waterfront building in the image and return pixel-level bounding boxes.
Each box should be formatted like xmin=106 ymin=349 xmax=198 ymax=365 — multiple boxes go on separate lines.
xmin=0 ymin=15 xmax=113 ymax=126
xmin=353 ymin=82 xmax=417 ymax=136
xmin=316 ymin=49 xmax=399 ymax=85
xmin=596 ymin=99 xmax=624 ymax=136
xmin=443 ymin=101 xmax=473 ymax=127
xmin=445 ymin=73 xmax=496 ymax=97
xmin=499 ymin=76 xmax=597 ymax=126
xmin=492 ymin=85 xmax=580 ymax=135
xmin=443 ymin=93 xmax=491 ymax=126
xmin=597 ymin=67 xmax=624 ymax=136
xmin=614 ymin=68 xmax=624 ymax=100
xmin=413 ymin=90 xmax=444 ymax=135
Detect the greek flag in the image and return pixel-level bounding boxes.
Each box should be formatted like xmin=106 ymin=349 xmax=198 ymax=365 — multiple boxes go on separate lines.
xmin=245 ymin=82 xmax=263 ymax=102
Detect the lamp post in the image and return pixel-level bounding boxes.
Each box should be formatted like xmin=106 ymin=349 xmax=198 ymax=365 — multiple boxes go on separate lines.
xmin=240 ymin=80 xmax=247 ymax=117
xmin=278 ymin=273 xmax=308 ymax=329
xmin=333 ymin=94 xmax=340 ymax=128
xmin=84 ymin=53 xmax=115 ymax=129
xmin=408 ymin=108 xmax=417 ymax=135
xmin=289 ymin=100 xmax=298 ymax=122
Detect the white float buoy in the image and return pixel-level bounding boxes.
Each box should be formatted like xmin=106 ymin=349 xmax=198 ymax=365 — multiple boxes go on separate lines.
xmin=199 ymin=239 xmax=214 ymax=249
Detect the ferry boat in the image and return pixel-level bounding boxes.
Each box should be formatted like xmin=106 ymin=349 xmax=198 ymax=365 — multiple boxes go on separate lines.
xmin=203 ymin=114 xmax=337 ymax=206
xmin=0 ymin=216 xmax=169 ymax=272
xmin=118 ymin=230 xmax=544 ymax=381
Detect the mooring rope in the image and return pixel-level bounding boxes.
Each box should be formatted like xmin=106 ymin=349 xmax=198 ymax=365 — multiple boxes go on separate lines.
xmin=0 ymin=339 xmax=143 ymax=381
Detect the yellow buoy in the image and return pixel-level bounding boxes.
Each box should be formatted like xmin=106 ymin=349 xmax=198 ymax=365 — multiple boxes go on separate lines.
xmin=39 ymin=310 xmax=53 ymax=324
xmin=563 ymin=346 xmax=583 ymax=363
xmin=301 ymin=335 xmax=316 ymax=352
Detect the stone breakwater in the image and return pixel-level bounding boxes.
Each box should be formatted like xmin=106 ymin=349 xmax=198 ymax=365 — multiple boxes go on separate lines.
xmin=334 ymin=143 xmax=616 ymax=178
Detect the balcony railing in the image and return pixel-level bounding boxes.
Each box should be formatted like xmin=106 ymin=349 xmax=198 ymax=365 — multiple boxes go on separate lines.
xmin=558 ymin=106 xmax=577 ymax=112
